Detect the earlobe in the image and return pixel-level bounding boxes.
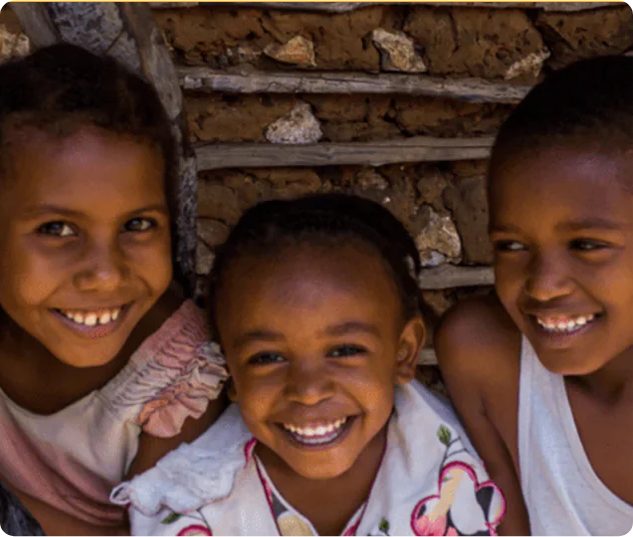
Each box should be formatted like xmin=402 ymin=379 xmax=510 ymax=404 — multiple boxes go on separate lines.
xmin=395 ymin=316 xmax=426 ymax=384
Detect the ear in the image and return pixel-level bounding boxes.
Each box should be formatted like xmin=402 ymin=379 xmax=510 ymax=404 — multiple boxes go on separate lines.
xmin=394 ymin=315 xmax=426 ymax=385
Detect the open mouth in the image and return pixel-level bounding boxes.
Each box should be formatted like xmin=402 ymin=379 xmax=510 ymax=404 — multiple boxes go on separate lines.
xmin=529 ymin=312 xmax=603 ymax=338
xmin=51 ymin=303 xmax=133 ymax=338
xmin=279 ymin=416 xmax=355 ymax=448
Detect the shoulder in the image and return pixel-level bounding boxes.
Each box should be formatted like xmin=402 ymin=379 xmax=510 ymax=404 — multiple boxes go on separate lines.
xmin=435 ymin=294 xmax=522 ymax=397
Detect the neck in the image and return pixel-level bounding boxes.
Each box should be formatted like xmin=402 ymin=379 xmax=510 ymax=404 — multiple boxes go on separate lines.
xmin=569 ymin=345 xmax=633 ymax=405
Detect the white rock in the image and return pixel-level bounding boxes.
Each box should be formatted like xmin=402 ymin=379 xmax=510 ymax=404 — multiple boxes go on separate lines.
xmin=196 ymin=240 xmax=215 ymax=275
xmin=372 ymin=28 xmax=426 ymax=73
xmin=264 ymin=35 xmax=316 ymax=68
xmin=266 ymin=102 xmax=323 ymax=144
xmin=356 ymin=168 xmax=388 ymax=191
xmin=504 ymin=48 xmax=551 ymax=80
xmin=415 ymin=208 xmax=462 ymax=267
xmin=0 ymin=24 xmax=30 ymax=64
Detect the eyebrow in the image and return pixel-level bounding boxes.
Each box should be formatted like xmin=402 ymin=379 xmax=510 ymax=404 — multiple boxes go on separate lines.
xmin=20 ymin=203 xmax=169 ymax=220
xmin=491 ymin=218 xmax=625 ymax=235
xmin=231 ymin=321 xmax=381 ymax=351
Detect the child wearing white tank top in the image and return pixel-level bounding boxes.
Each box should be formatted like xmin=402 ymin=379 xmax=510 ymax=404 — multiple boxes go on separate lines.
xmin=436 ymin=56 xmax=633 ymax=536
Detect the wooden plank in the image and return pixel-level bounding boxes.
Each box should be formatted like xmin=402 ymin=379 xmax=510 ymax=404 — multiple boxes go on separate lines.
xmin=180 ymin=67 xmax=531 ymax=103
xmin=10 ymin=3 xmax=60 ymax=48
xmin=195 ymin=136 xmax=495 ymax=170
xmin=418 ymin=265 xmax=494 ymax=290
xmin=150 ymin=1 xmax=621 ymax=12
xmin=419 ymin=348 xmax=437 ymax=366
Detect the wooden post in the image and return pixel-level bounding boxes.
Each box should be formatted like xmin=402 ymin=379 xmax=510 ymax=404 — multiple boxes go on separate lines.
xmin=12 ymin=2 xmax=197 ymax=296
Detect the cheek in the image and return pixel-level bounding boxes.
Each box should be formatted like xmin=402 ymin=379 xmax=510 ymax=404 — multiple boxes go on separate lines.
xmin=127 ymin=238 xmax=173 ymax=289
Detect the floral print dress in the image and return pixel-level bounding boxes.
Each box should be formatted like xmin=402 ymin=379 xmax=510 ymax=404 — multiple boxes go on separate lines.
xmin=113 ymin=380 xmax=506 ymax=536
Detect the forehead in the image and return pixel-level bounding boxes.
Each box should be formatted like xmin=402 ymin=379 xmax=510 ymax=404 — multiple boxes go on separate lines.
xmin=216 ymin=244 xmax=402 ymax=339
xmin=1 ymin=126 xmax=165 ymax=215
xmin=490 ymin=147 xmax=633 ymax=229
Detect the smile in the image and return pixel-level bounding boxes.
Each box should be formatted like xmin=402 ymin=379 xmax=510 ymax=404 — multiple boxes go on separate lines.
xmin=281 ymin=418 xmax=349 ymax=446
xmin=532 ymin=313 xmax=600 ymax=335
xmin=51 ymin=303 xmax=133 ymax=338
xmin=57 ymin=307 xmax=121 ymax=327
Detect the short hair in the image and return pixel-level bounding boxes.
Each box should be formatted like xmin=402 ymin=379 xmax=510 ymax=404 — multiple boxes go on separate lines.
xmin=207 ymin=193 xmax=426 ymax=341
xmin=491 ymin=55 xmax=633 ymax=172
xmin=0 ymin=43 xmax=175 ymax=193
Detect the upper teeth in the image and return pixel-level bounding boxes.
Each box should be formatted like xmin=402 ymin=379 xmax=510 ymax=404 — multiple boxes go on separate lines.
xmin=61 ymin=308 xmax=121 ymax=326
xmin=283 ymin=418 xmax=347 ymax=437
xmin=536 ymin=314 xmax=595 ymax=333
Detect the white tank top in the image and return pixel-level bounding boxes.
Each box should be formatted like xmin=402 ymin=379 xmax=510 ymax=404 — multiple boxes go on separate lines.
xmin=518 ymin=336 xmax=633 ymax=536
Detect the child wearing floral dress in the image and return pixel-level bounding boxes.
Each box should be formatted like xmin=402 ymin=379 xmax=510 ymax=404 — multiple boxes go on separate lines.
xmin=113 ymin=194 xmax=509 ymax=536
xmin=0 ymin=44 xmax=227 ymax=535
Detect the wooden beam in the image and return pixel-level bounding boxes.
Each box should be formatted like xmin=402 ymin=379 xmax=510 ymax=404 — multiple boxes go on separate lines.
xmin=150 ymin=2 xmax=621 ymax=12
xmin=419 ymin=348 xmax=437 ymax=366
xmin=195 ymin=136 xmax=494 ymax=169
xmin=418 ymin=265 xmax=494 ymax=290
xmin=10 ymin=3 xmax=60 ymax=48
xmin=13 ymin=2 xmax=198 ymax=296
xmin=180 ymin=67 xmax=531 ymax=103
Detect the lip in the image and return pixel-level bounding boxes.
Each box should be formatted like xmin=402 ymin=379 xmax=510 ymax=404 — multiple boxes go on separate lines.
xmin=50 ymin=302 xmax=134 ymax=340
xmin=525 ymin=312 xmax=602 ymax=349
xmin=276 ymin=415 xmax=357 ymax=452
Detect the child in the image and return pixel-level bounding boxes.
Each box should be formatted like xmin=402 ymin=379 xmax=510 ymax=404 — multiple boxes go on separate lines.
xmin=435 ymin=56 xmax=633 ymax=536
xmin=112 ymin=193 xmax=507 ymax=536
xmin=0 ymin=44 xmax=228 ymax=534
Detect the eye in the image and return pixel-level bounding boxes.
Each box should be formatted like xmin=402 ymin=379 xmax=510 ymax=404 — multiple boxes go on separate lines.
xmin=328 ymin=345 xmax=367 ymax=358
xmin=124 ymin=217 xmax=156 ymax=233
xmin=37 ymin=221 xmax=75 ymax=238
xmin=248 ymin=352 xmax=285 ymax=366
xmin=569 ymin=239 xmax=609 ymax=252
xmin=493 ymin=240 xmax=527 ymax=252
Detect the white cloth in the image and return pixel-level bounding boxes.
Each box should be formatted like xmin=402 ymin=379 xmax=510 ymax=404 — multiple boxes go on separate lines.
xmin=518 ymin=336 xmax=633 ymax=536
xmin=112 ymin=380 xmax=506 ymax=536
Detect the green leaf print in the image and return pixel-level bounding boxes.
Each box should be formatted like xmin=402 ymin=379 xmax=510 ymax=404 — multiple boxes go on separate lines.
xmin=378 ymin=517 xmax=390 ymax=535
xmin=438 ymin=425 xmax=452 ymax=446
xmin=161 ymin=512 xmax=182 ymax=525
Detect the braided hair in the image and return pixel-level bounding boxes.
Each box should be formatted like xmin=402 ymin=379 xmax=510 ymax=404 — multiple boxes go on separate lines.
xmin=208 ymin=193 xmax=426 ymax=341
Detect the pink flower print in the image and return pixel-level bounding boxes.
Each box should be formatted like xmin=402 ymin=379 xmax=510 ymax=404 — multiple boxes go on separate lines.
xmin=177 ymin=525 xmax=212 ymax=536
xmin=412 ymin=514 xmax=459 ymax=536
xmin=411 ymin=461 xmax=506 ymax=536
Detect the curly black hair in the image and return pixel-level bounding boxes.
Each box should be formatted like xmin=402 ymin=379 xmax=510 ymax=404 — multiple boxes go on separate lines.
xmin=208 ymin=193 xmax=427 ymax=342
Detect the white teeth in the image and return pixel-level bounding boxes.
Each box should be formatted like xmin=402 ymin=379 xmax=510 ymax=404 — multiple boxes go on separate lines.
xmin=59 ymin=308 xmax=121 ymax=327
xmin=283 ymin=418 xmax=348 ymax=439
xmin=536 ymin=314 xmax=596 ymax=334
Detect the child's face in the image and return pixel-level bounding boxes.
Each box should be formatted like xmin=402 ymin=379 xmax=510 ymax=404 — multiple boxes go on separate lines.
xmin=0 ymin=126 xmax=172 ymax=367
xmin=490 ymin=145 xmax=633 ymax=376
xmin=216 ymin=243 xmax=424 ymax=480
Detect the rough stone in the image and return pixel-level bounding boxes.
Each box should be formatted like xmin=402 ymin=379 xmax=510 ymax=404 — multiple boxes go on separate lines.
xmin=416 ymin=167 xmax=450 ymax=206
xmin=421 ymin=290 xmax=455 ymax=317
xmin=263 ymin=7 xmax=385 ymax=71
xmin=371 ymin=28 xmax=427 ymax=73
xmin=405 ymin=7 xmax=547 ymax=80
xmin=197 ymin=219 xmax=230 ymax=248
xmin=196 ymin=239 xmax=215 ymax=275
xmin=503 ymin=49 xmax=551 ymax=80
xmin=265 ymin=102 xmax=323 ymax=144
xmin=443 ymin=174 xmax=492 ymax=264
xmin=394 ymin=97 xmax=513 ymax=137
xmin=321 ymin=120 xmax=403 ymax=142
xmin=264 ymin=35 xmax=316 ymax=67
xmin=536 ymin=6 xmax=633 ymax=69
xmin=414 ymin=206 xmax=462 ymax=267
xmin=356 ymin=168 xmax=389 ymax=191
xmin=186 ymin=94 xmax=295 ymax=143
xmin=251 ymin=168 xmax=322 ymax=191
xmin=0 ymin=23 xmax=29 ymax=63
xmin=198 ymin=182 xmax=242 ymax=224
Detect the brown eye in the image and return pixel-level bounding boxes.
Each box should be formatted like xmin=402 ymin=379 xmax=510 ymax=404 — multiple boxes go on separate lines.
xmin=493 ymin=240 xmax=526 ymax=252
xmin=248 ymin=352 xmax=285 ymax=366
xmin=37 ymin=221 xmax=75 ymax=237
xmin=570 ymin=239 xmax=608 ymax=252
xmin=329 ymin=345 xmax=366 ymax=358
xmin=124 ymin=217 xmax=155 ymax=233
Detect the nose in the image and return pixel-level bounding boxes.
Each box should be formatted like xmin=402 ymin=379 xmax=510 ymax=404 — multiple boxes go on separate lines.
xmin=73 ymin=238 xmax=129 ymax=292
xmin=524 ymin=250 xmax=574 ymax=303
xmin=284 ymin=360 xmax=336 ymax=406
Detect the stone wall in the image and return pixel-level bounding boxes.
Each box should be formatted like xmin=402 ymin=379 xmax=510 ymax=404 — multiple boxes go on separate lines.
xmin=151 ymin=2 xmax=633 ymax=326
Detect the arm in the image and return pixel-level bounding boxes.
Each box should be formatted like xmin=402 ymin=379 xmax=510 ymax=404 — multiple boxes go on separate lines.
xmin=8 ymin=487 xmax=128 ymax=536
xmin=435 ymin=297 xmax=530 ymax=536
xmin=126 ymin=391 xmax=228 ymax=478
